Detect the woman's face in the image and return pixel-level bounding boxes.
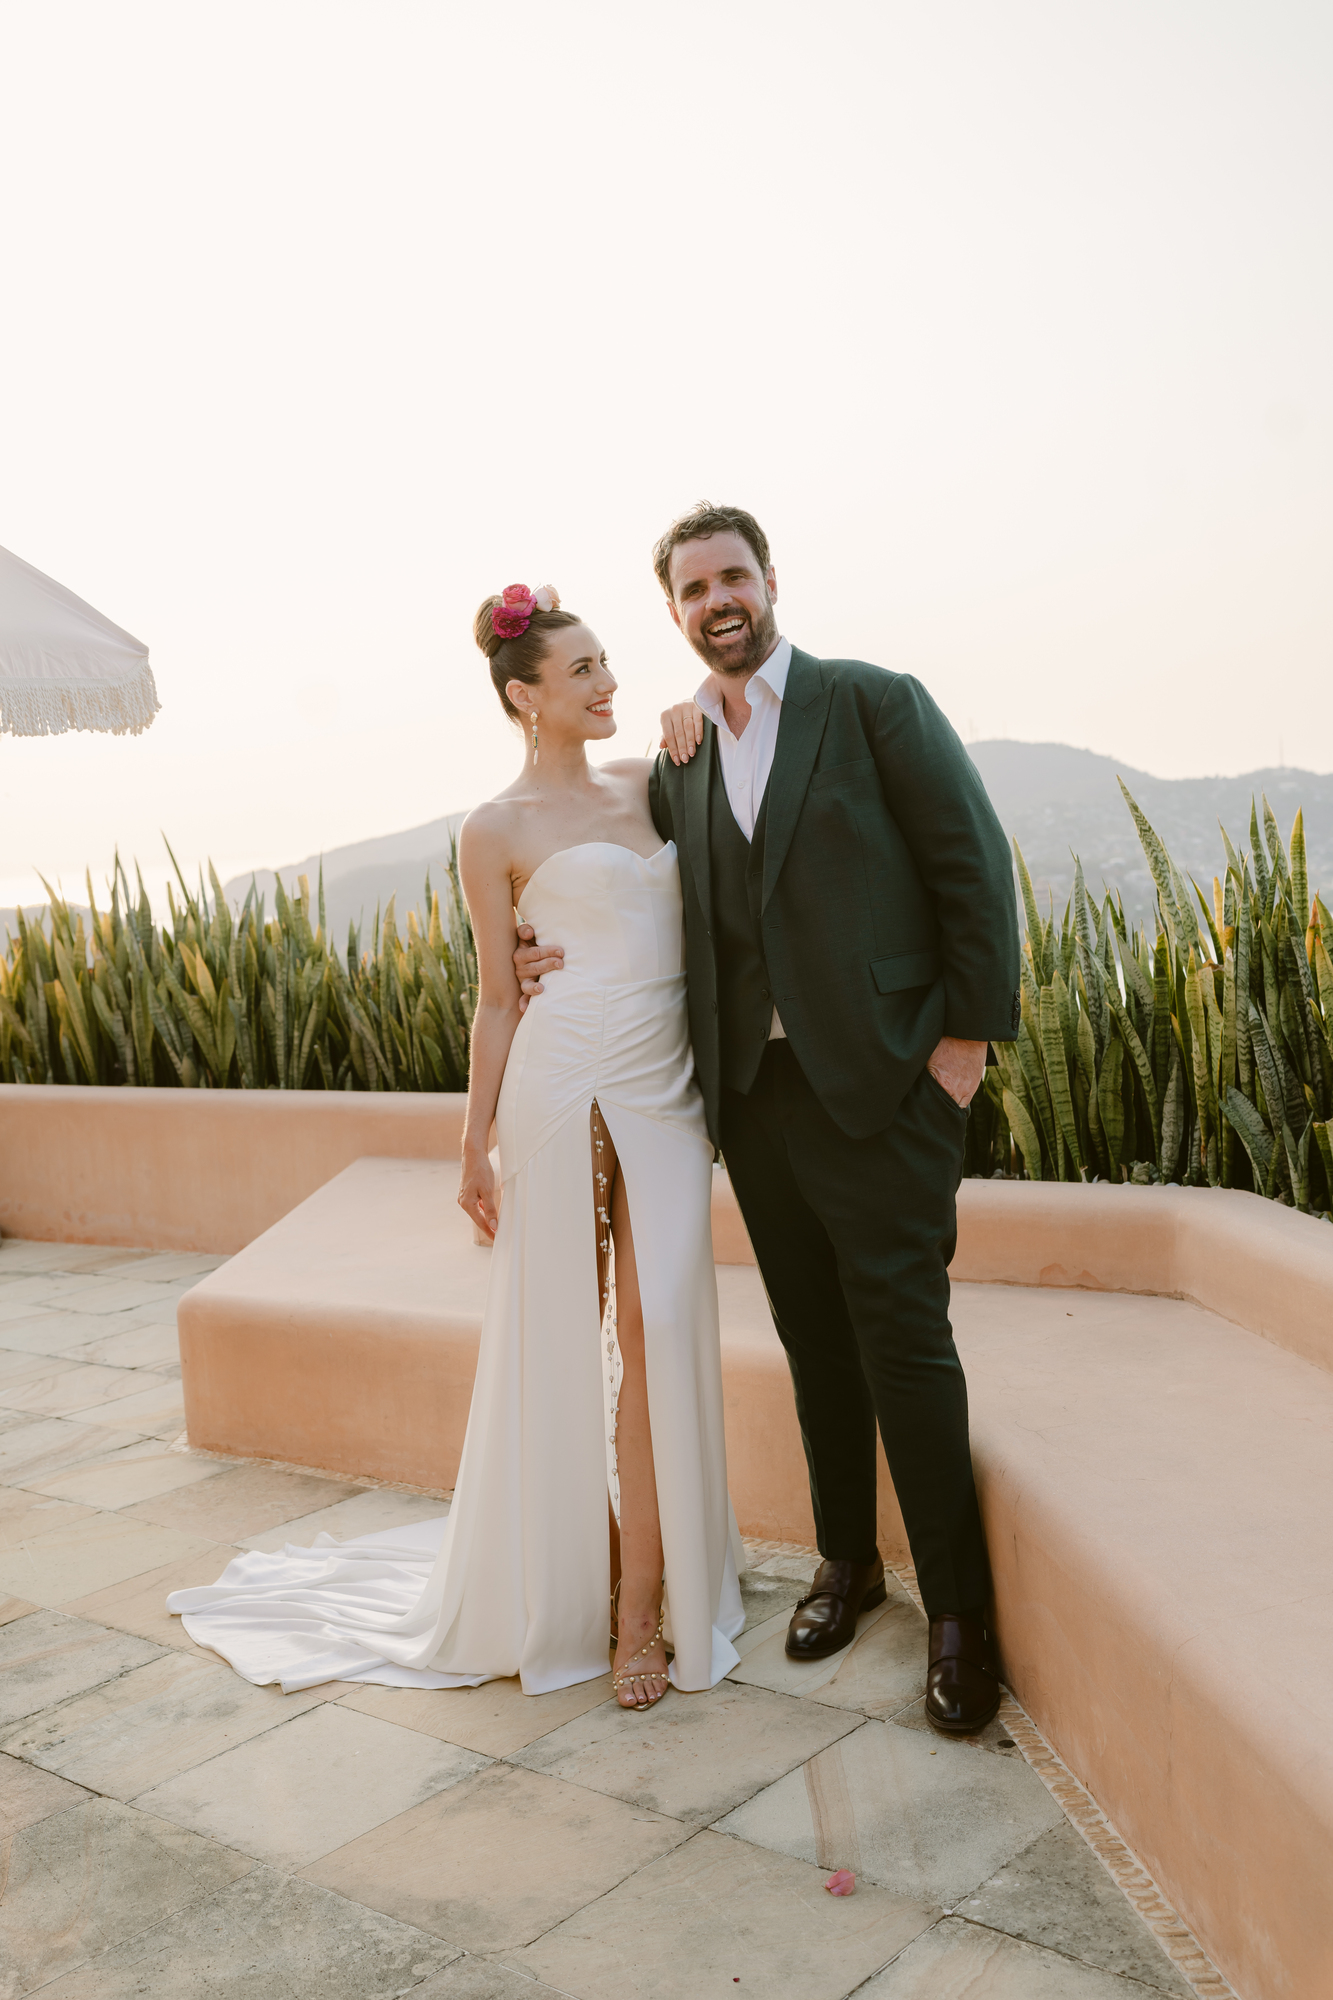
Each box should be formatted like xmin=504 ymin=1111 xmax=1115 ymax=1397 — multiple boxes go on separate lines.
xmin=507 ymin=624 xmax=617 ymax=746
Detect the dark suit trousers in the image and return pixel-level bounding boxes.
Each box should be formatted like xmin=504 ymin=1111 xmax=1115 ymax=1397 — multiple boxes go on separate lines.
xmin=719 ymin=1039 xmax=989 ymax=1620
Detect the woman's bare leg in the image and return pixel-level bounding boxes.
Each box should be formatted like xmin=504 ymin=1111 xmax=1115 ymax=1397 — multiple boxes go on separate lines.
xmin=593 ymin=1105 xmax=667 ymax=1707
xmin=608 ymin=1495 xmax=622 ymax=1615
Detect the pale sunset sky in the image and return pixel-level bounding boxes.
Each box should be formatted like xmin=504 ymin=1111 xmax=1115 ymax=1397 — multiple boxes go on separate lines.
xmin=1 ymin=0 xmax=1330 ymax=909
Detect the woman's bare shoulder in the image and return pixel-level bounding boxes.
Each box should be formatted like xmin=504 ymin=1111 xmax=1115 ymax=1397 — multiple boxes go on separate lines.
xmin=459 ymin=796 xmax=524 ymax=862
xmin=462 ymin=796 xmax=513 ymax=829
xmin=599 ymin=756 xmax=654 ymax=778
xmin=599 ymin=761 xmax=654 ymax=824
xmin=599 ymin=755 xmax=655 ymax=804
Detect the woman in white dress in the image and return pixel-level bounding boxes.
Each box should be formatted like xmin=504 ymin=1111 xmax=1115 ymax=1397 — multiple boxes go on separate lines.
xmin=169 ymin=585 xmax=743 ymax=1710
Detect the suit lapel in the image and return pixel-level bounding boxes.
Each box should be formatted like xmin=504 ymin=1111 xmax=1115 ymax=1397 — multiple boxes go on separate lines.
xmin=761 ymin=648 xmax=832 ymax=910
xmin=683 ymin=722 xmax=715 ymax=936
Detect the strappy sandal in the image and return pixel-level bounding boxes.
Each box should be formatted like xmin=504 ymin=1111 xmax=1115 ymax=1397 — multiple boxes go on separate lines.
xmin=612 ymin=1600 xmax=669 ymax=1710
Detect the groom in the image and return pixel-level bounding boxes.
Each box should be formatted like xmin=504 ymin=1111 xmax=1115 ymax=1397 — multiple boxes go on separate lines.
xmin=520 ymin=503 xmax=1020 ymax=1733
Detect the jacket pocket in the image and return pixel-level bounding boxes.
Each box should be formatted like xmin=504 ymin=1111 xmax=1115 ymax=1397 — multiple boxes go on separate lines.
xmin=809 ymin=756 xmax=876 ymax=791
xmin=871 ymin=949 xmax=941 ymax=994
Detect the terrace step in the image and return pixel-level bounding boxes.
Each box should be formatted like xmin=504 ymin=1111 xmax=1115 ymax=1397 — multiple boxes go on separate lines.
xmin=178 ymin=1160 xmax=1333 ymax=2000
xmin=956 ymin=1279 xmax=1333 ymax=2000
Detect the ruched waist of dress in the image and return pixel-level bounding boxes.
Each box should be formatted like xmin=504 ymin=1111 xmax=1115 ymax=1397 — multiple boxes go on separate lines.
xmin=537 ymin=969 xmax=685 ymax=995
xmin=495 ymin=971 xmax=706 ymax=1179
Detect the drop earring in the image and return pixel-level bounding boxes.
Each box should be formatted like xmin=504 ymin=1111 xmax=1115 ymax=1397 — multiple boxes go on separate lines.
xmin=530 ymin=712 xmax=539 ymax=765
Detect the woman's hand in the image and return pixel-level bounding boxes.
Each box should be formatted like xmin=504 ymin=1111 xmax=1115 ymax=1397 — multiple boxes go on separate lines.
xmin=659 ymin=701 xmax=705 ymax=766
xmin=458 ymin=1148 xmax=499 ymax=1239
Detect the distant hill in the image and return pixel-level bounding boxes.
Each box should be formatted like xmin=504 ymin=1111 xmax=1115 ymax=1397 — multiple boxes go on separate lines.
xmin=7 ymin=747 xmax=1329 ymax=951
xmin=2 ymin=813 xmax=468 ymax=949
xmin=226 ymin=746 xmax=1328 ymax=942
xmin=0 ymin=905 xmax=57 ymax=948
xmin=221 ymin=812 xmax=468 ymax=944
xmin=966 ymin=742 xmax=1333 ymax=930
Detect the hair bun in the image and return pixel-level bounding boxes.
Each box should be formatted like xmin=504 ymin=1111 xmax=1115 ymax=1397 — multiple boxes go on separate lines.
xmin=473 ymin=596 xmax=506 ymax=660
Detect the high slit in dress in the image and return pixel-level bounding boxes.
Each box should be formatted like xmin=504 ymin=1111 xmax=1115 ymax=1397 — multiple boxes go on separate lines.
xmin=167 ymin=841 xmax=745 ymax=1695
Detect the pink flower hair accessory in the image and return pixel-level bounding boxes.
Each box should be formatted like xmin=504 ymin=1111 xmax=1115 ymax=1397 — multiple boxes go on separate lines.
xmin=491 ymin=583 xmax=561 ymax=640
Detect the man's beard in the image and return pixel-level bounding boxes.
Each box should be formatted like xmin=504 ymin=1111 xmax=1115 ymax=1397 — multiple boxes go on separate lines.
xmin=690 ymin=596 xmax=780 ymax=678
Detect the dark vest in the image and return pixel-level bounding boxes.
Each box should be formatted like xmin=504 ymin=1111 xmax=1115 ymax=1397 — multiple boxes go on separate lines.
xmin=709 ymin=746 xmax=774 ymax=1095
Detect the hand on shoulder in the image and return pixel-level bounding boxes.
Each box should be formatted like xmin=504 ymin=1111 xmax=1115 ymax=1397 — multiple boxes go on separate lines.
xmin=660 ymin=701 xmax=704 ymax=767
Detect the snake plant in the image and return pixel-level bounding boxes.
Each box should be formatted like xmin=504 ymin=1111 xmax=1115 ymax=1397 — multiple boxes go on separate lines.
xmin=963 ymin=787 xmax=1332 ymax=1218
xmin=0 ymin=843 xmax=476 ymax=1094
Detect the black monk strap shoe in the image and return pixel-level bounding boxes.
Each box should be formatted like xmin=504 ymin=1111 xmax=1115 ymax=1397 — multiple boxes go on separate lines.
xmin=784 ymin=1555 xmax=887 ymax=1661
xmin=925 ymin=1614 xmax=1002 ymax=1735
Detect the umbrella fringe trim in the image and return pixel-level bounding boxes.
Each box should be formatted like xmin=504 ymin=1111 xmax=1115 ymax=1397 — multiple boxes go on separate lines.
xmin=0 ymin=661 xmax=160 ymax=738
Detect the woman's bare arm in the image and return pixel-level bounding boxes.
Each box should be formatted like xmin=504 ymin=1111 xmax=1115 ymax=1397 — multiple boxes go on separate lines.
xmin=457 ymin=810 xmax=523 ymax=1238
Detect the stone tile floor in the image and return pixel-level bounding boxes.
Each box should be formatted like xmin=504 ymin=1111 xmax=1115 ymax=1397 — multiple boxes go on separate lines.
xmin=0 ymin=1237 xmax=1231 ymax=1999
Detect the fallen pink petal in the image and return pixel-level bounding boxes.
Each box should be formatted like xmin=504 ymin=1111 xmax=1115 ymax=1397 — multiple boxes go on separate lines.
xmin=825 ymin=1870 xmax=856 ymax=1896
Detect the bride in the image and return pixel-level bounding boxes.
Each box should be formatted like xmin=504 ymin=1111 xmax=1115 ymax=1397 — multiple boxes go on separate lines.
xmin=168 ymin=584 xmax=744 ymax=1711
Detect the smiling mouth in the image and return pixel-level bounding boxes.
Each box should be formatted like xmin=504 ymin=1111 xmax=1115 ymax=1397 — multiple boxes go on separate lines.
xmin=706 ymin=616 xmax=747 ymax=641
xmin=588 ymin=700 xmax=613 ymax=716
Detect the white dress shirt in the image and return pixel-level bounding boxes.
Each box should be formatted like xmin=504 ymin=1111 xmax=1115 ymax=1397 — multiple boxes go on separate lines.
xmin=694 ymin=636 xmax=792 ymax=1039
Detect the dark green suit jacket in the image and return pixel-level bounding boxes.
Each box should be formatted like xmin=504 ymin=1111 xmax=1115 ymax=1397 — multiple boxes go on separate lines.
xmin=649 ymin=647 xmax=1020 ymax=1144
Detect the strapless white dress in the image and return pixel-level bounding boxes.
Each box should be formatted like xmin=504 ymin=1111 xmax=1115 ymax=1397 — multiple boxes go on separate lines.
xmin=168 ymin=842 xmax=745 ymax=1695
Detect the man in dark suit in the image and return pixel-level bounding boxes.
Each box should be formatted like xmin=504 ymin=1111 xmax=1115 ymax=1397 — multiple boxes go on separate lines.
xmin=522 ymin=502 xmax=1020 ymax=1733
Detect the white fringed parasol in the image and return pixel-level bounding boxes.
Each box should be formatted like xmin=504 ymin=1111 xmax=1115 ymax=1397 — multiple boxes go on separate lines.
xmin=0 ymin=544 xmax=159 ymax=738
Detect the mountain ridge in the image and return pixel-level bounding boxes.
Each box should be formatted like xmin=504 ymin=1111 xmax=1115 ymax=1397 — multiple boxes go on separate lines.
xmin=219 ymin=742 xmax=1330 ymax=938
xmin=7 ymin=745 xmax=1329 ymax=947
xmin=967 ymin=741 xmax=1333 ymax=926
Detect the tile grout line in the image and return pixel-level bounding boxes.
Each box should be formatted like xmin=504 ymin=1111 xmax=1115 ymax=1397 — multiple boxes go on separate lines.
xmin=15 ymin=1838 xmax=478 ymax=2000
xmin=10 ymin=1489 xmax=716 ymax=1982
xmin=841 ymin=1909 xmax=1198 ymax=2000
xmin=884 ymin=1553 xmax=1241 ymax=2000
xmin=0 ymin=1462 xmax=1236 ymax=1997
xmin=160 ymin=1431 xmax=456 ymax=1503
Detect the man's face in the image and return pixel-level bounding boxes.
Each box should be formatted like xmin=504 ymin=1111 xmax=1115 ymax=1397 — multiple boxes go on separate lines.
xmin=666 ymin=530 xmax=779 ymax=678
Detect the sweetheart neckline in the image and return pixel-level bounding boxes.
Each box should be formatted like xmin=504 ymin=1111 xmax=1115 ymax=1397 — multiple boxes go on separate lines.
xmin=518 ymin=840 xmax=674 ymax=908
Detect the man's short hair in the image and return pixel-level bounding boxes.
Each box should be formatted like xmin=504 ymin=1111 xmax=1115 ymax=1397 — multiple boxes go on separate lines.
xmin=652 ymin=502 xmax=771 ymax=599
